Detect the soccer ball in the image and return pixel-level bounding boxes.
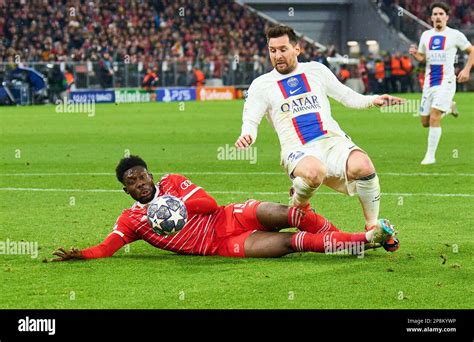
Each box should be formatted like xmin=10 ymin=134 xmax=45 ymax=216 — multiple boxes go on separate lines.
xmin=147 ymin=195 xmax=187 ymax=235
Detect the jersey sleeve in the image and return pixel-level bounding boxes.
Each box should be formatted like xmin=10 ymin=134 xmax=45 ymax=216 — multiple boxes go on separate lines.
xmin=80 ymin=211 xmax=138 ymax=259
xmin=319 ymin=62 xmax=377 ymax=108
xmin=111 ymin=211 xmax=140 ymax=244
xmin=168 ymin=174 xmax=218 ymax=214
xmin=240 ymin=78 xmax=269 ymax=143
xmin=456 ymin=31 xmax=472 ymax=51
xmin=168 ymin=174 xmax=204 ymax=201
xmin=80 ymin=233 xmax=125 ymax=259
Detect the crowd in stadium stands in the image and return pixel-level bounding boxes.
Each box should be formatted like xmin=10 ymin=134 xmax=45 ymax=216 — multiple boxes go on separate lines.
xmin=346 ymin=52 xmax=417 ymax=94
xmin=379 ymin=0 xmax=473 ymax=29
xmin=0 ymin=0 xmax=323 ymax=83
xmin=0 ymin=0 xmax=469 ymax=92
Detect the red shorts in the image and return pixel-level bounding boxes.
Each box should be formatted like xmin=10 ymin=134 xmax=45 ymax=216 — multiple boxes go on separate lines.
xmin=215 ymin=200 xmax=265 ymax=258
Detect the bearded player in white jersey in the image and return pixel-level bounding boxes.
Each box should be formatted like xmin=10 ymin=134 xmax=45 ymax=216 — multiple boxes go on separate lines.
xmin=409 ymin=2 xmax=473 ymax=165
xmin=234 ymin=25 xmax=404 ymax=250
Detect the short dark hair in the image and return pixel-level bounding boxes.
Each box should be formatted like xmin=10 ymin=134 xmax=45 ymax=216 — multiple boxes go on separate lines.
xmin=430 ymin=2 xmax=450 ymax=15
xmin=115 ymin=155 xmax=148 ymax=184
xmin=266 ymin=25 xmax=298 ymax=45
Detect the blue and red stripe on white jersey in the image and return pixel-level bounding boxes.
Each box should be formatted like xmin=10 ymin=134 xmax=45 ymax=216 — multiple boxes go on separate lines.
xmin=292 ymin=112 xmax=327 ymax=144
xmin=428 ymin=36 xmax=446 ymax=86
xmin=277 ymin=73 xmax=328 ymax=144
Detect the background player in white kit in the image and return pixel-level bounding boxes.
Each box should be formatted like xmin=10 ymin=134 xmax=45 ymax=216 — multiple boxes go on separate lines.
xmin=409 ymin=2 xmax=473 ymax=165
xmin=234 ymin=25 xmax=404 ymax=237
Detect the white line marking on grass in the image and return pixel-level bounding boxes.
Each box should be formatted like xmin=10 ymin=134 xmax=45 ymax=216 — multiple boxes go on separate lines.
xmin=378 ymin=172 xmax=474 ymax=177
xmin=0 ymin=188 xmax=472 ymax=198
xmin=0 ymin=172 xmax=114 ymax=176
xmin=1 ymin=171 xmax=474 ymax=177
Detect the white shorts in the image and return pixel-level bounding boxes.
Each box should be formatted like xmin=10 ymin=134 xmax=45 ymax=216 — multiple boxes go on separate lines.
xmin=282 ymin=136 xmax=364 ymax=196
xmin=420 ymin=82 xmax=456 ymax=116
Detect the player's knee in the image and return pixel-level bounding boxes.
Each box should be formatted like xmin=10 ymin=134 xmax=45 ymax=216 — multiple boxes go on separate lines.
xmin=429 ymin=115 xmax=441 ymax=127
xmin=347 ymin=155 xmax=375 ymax=180
xmin=420 ymin=115 xmax=430 ymax=127
xmin=303 ymin=167 xmax=326 ymax=187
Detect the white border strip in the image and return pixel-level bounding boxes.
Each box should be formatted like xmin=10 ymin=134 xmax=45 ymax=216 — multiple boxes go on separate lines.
xmin=0 ymin=187 xmax=472 ymax=198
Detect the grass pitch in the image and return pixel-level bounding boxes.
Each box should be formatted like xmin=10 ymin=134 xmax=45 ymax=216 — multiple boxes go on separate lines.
xmin=0 ymin=93 xmax=473 ymax=309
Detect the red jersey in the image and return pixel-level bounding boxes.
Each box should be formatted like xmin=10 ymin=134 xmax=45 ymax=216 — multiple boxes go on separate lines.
xmin=112 ymin=174 xmax=226 ymax=255
xmin=80 ymin=174 xmax=265 ymax=259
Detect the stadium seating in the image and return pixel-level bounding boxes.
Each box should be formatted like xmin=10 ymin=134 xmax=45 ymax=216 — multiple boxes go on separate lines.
xmin=0 ymin=0 xmax=321 ymax=67
xmin=379 ymin=0 xmax=472 ymax=29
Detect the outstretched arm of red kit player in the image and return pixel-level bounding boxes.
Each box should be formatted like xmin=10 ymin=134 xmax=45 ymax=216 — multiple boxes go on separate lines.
xmin=171 ymin=174 xmax=220 ymax=215
xmin=184 ymin=188 xmax=219 ymax=215
xmin=50 ymin=232 xmax=126 ymax=261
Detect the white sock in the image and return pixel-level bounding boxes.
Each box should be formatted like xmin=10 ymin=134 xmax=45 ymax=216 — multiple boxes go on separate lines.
xmin=365 ymin=229 xmax=375 ymax=242
xmin=355 ymin=174 xmax=380 ymax=227
xmin=426 ymin=127 xmax=442 ymax=159
xmin=292 ymin=177 xmax=319 ymax=207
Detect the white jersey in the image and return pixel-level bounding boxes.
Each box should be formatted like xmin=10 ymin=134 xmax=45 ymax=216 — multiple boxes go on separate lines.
xmin=241 ymin=62 xmax=377 ymax=158
xmin=418 ymin=26 xmax=471 ymax=88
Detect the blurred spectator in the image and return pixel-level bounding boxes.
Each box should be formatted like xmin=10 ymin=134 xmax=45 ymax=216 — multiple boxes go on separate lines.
xmin=313 ymin=49 xmax=330 ymax=68
xmin=98 ymin=52 xmax=114 ymax=89
xmin=338 ymin=65 xmax=351 ymax=84
xmin=375 ymin=58 xmax=386 ymax=93
xmin=64 ymin=67 xmax=75 ymax=91
xmin=190 ymin=66 xmax=205 ymax=86
xmin=400 ymin=53 xmax=414 ymax=93
xmin=142 ymin=68 xmax=159 ymax=90
xmin=383 ymin=54 xmax=393 ymax=93
xmin=417 ymin=63 xmax=426 ymax=89
xmin=46 ymin=64 xmax=66 ymax=103
xmin=390 ymin=52 xmax=406 ymax=92
xmin=366 ymin=53 xmax=378 ymax=94
xmin=358 ymin=56 xmax=369 ymax=94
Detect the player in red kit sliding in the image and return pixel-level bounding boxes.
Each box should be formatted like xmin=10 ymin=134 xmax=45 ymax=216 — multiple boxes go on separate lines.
xmin=51 ymin=155 xmax=399 ymax=261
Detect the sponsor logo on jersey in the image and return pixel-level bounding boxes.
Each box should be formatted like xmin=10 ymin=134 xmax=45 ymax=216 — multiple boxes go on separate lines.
xmin=428 ymin=51 xmax=447 ymax=64
xmin=287 ymin=151 xmax=305 ymax=162
xmin=180 ymin=180 xmax=193 ymax=190
xmin=429 ymin=35 xmax=446 ymax=50
xmin=281 ymin=94 xmax=321 ymax=113
xmin=277 ymin=73 xmax=311 ymax=98
xmin=289 ymin=87 xmax=302 ymax=95
xmin=287 ymin=77 xmax=299 ymax=87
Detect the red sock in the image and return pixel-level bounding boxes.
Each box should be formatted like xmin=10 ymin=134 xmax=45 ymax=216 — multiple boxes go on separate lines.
xmin=291 ymin=231 xmax=368 ymax=253
xmin=288 ymin=207 xmax=339 ymax=233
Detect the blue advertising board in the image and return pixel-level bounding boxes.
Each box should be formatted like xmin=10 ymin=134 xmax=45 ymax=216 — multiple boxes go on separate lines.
xmin=156 ymin=88 xmax=196 ymax=102
xmin=70 ymin=90 xmax=115 ymax=103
